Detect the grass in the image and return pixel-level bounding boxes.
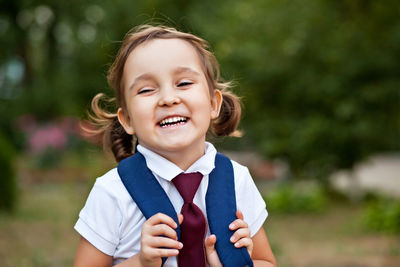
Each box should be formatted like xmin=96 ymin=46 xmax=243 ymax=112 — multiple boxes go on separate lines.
xmin=1 ymin=151 xmax=399 ymax=266
xmin=0 ymin=183 xmax=86 ymax=267
xmin=259 ymin=180 xmax=400 ymax=266
xmin=265 ymin=204 xmax=400 ymax=266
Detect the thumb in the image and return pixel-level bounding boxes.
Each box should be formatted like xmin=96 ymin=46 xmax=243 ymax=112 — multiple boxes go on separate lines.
xmin=236 ymin=210 xmax=244 ymax=220
xmin=178 ymin=214 xmax=184 ymax=225
xmin=205 ymin=235 xmax=223 ymax=267
xmin=204 ymin=234 xmax=217 ymax=252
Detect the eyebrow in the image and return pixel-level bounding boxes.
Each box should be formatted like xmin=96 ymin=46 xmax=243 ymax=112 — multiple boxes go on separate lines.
xmin=128 ymin=67 xmax=201 ymax=91
xmin=173 ymin=67 xmax=201 ymax=77
xmin=128 ymin=73 xmax=154 ymax=91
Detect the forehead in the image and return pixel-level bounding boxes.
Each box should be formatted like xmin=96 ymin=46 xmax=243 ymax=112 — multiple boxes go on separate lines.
xmin=123 ymin=38 xmax=204 ymax=78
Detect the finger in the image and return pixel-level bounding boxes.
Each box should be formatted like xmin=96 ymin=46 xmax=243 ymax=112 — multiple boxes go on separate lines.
xmin=148 ymin=223 xmax=178 ymax=240
xmin=229 ymin=219 xmax=248 ymax=231
xmin=204 ymin=235 xmax=223 ymax=267
xmin=146 ymin=236 xmax=183 ymax=250
xmin=236 ymin=210 xmax=244 ymax=220
xmin=204 ymin=234 xmax=217 ymax=256
xmin=178 ymin=214 xmax=184 ymax=225
xmin=204 ymin=234 xmax=217 ymax=248
xmin=233 ymin=237 xmax=253 ymax=249
xmin=230 ymin=228 xmax=251 ymax=243
xmin=146 ymin=213 xmax=178 ymax=229
xmin=142 ymin=246 xmax=180 ymax=258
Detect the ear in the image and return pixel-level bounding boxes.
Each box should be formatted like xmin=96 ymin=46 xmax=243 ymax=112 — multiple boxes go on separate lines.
xmin=117 ymin=107 xmax=135 ymax=135
xmin=210 ymin=89 xmax=223 ymax=120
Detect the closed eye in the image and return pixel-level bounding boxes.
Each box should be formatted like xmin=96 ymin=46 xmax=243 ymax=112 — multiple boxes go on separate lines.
xmin=138 ymin=88 xmax=154 ymax=94
xmin=177 ymin=81 xmax=193 ymax=87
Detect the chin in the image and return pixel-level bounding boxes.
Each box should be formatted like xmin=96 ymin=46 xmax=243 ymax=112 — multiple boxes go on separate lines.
xmin=161 ymin=140 xmax=202 ymax=152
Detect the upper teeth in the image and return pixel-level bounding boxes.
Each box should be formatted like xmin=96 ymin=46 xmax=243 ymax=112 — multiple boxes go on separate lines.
xmin=160 ymin=116 xmax=187 ymax=126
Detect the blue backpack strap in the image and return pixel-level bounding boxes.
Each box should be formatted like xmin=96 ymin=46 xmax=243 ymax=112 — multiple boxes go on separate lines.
xmin=206 ymin=153 xmax=254 ymax=267
xmin=117 ymin=152 xmax=180 ymax=266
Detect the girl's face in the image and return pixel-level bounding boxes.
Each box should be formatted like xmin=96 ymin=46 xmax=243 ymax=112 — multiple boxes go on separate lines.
xmin=118 ymin=38 xmax=222 ymax=167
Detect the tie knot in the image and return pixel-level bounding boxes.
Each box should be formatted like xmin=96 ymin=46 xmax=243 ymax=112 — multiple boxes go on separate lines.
xmin=172 ymin=172 xmax=203 ymax=203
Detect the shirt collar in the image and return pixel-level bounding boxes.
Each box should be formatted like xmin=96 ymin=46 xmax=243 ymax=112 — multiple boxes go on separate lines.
xmin=136 ymin=142 xmax=217 ymax=181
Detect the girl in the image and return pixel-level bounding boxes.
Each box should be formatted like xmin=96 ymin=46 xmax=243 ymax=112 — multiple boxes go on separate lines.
xmin=74 ymin=25 xmax=276 ymax=267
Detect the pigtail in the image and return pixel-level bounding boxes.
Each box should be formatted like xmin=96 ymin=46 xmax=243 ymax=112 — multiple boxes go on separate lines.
xmin=211 ymin=89 xmax=243 ymax=137
xmin=108 ymin=117 xmax=134 ymax=162
xmin=82 ymin=93 xmax=134 ymax=162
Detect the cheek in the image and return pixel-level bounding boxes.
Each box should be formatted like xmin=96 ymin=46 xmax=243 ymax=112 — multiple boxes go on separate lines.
xmin=192 ymin=99 xmax=214 ymax=124
xmin=130 ymin=108 xmax=149 ymax=125
xmin=191 ymin=95 xmax=211 ymax=112
xmin=126 ymin=102 xmax=149 ymax=128
xmin=190 ymin=85 xmax=212 ymax=104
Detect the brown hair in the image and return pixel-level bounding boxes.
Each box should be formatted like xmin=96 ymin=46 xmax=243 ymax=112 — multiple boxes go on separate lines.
xmin=85 ymin=24 xmax=242 ymax=162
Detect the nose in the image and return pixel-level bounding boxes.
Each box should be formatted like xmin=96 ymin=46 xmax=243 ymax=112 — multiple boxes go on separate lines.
xmin=158 ymin=87 xmax=181 ymax=107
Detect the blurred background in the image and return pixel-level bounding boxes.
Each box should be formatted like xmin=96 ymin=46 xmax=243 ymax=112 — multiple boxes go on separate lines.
xmin=1 ymin=0 xmax=399 ymax=266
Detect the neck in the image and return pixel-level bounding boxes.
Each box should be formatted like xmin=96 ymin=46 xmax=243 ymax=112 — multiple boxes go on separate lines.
xmin=161 ymin=142 xmax=206 ymax=171
xmin=140 ymin=140 xmax=206 ymax=171
xmin=167 ymin=152 xmax=204 ymax=171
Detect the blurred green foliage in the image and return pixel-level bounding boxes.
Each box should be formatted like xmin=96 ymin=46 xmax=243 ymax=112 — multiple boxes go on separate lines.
xmin=200 ymin=0 xmax=400 ymax=179
xmin=1 ymin=0 xmax=399 ymax=179
xmin=264 ymin=182 xmax=327 ymax=213
xmin=363 ymin=199 xmax=400 ymax=234
xmin=0 ymin=131 xmax=17 ymax=212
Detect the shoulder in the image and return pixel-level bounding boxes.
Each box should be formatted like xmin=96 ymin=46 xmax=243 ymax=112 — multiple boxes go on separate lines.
xmin=228 ymin=158 xmax=253 ymax=187
xmin=88 ymin=168 xmax=133 ymax=206
xmin=75 ymin=168 xmax=132 ymax=255
xmin=94 ymin=168 xmax=121 ymax=189
xmin=215 ymin=152 xmax=250 ymax=176
xmin=213 ymin=151 xmax=253 ymax=185
xmin=76 ymin=167 xmax=142 ymax=234
xmin=230 ymin=159 xmax=251 ymax=176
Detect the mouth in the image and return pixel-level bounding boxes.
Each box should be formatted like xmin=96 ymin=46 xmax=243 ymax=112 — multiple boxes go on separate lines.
xmin=158 ymin=116 xmax=188 ymax=128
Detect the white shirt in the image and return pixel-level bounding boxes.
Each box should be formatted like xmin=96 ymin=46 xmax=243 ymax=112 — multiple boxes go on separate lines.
xmin=74 ymin=142 xmax=268 ymax=266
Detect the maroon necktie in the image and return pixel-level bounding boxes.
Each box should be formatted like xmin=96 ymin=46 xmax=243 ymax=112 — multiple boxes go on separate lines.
xmin=172 ymin=172 xmax=206 ymax=267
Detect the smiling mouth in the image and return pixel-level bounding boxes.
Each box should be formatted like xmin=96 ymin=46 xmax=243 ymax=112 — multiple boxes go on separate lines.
xmin=159 ymin=116 xmax=188 ymax=128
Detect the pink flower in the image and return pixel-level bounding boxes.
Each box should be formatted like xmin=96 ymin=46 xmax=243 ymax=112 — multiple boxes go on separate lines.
xmin=59 ymin=117 xmax=80 ymax=134
xmin=29 ymin=125 xmax=68 ymax=153
xmin=17 ymin=114 xmax=84 ymax=154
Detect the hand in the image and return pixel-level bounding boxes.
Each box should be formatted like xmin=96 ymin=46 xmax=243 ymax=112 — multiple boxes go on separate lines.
xmin=229 ymin=210 xmax=253 ymax=256
xmin=139 ymin=213 xmax=183 ymax=267
xmin=204 ymin=210 xmax=253 ymax=267
xmin=204 ymin=234 xmax=222 ymax=267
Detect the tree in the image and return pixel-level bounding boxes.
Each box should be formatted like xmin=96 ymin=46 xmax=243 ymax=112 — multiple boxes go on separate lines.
xmin=188 ymin=0 xmax=400 ymax=178
xmin=1 ymin=0 xmax=399 ymax=179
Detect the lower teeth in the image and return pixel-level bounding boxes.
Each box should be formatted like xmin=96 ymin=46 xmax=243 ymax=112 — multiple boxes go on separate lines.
xmin=161 ymin=121 xmax=185 ymax=127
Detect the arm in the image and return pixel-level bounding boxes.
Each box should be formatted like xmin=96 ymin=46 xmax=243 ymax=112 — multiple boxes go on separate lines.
xmin=74 ymin=213 xmax=183 ymax=267
xmin=74 ymin=237 xmax=145 ymax=267
xmin=74 ymin=237 xmax=113 ymax=267
xmin=251 ymin=227 xmax=277 ymax=267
